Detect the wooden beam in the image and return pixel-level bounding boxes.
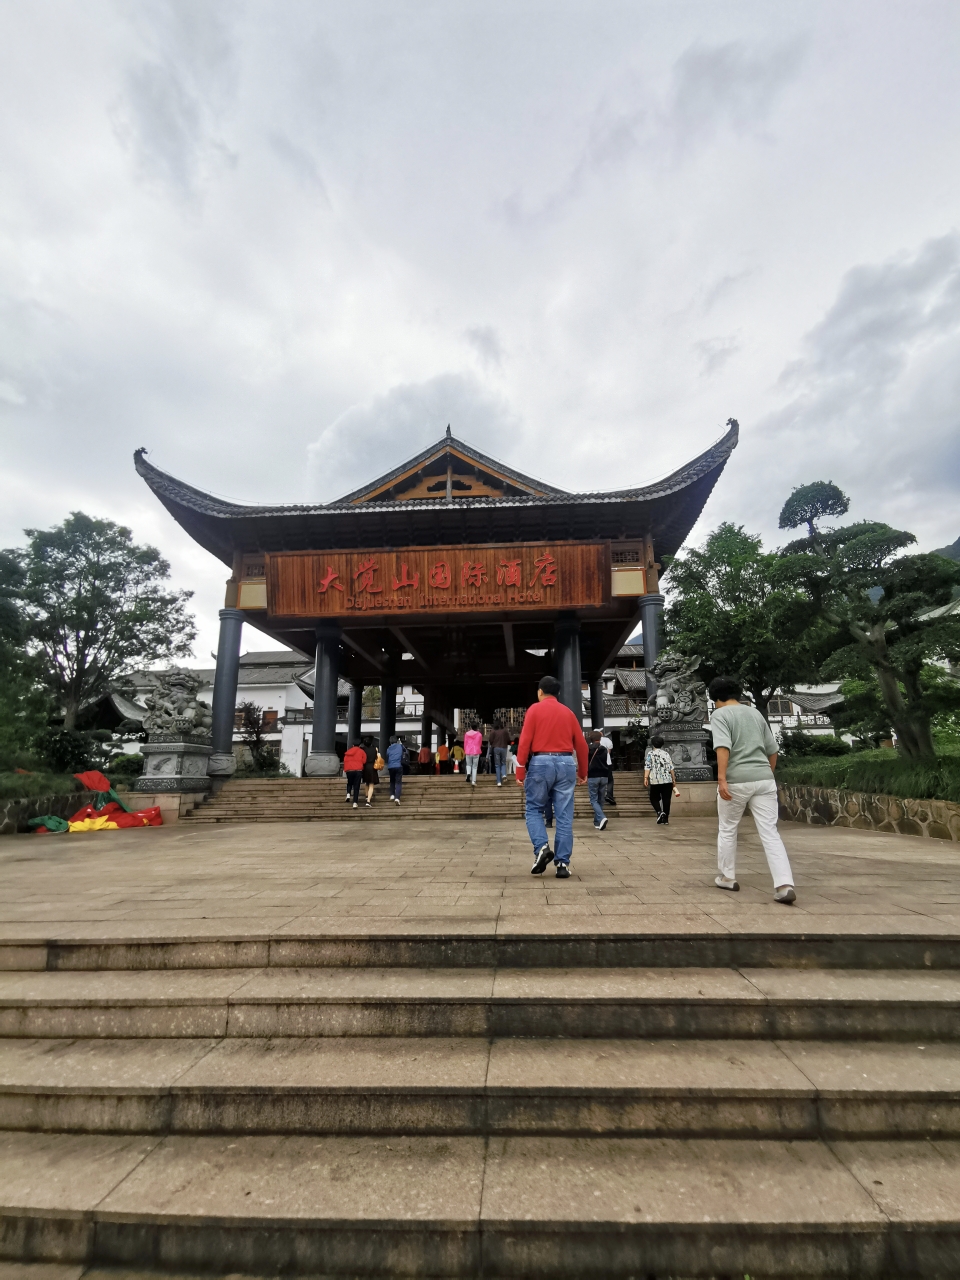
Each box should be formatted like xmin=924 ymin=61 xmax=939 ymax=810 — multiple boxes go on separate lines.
xmin=502 ymin=622 xmax=515 ymax=668
xmin=595 ymin=610 xmax=644 ymax=679
xmin=342 ymin=632 xmax=385 ymax=672
xmin=389 ymin=626 xmax=428 ymax=669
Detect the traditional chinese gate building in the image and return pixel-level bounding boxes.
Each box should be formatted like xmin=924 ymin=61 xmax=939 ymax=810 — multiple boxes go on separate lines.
xmin=134 ymin=420 xmax=738 ymax=777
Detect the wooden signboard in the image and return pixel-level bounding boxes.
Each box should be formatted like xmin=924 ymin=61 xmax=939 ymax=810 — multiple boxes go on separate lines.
xmin=265 ymin=542 xmax=610 ymax=618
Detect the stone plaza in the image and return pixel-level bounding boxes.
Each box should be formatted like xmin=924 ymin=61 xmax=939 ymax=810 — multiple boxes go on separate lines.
xmin=0 ymin=815 xmax=959 ymax=1277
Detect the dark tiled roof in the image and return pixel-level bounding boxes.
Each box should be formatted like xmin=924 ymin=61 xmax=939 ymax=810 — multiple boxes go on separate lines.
xmin=613 ymin=668 xmax=648 ymax=693
xmin=787 ymin=690 xmax=845 ymax=714
xmin=133 ymin=421 xmax=739 ymax=565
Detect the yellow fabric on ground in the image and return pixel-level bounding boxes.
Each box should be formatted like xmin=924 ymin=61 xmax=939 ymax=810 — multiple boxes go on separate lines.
xmin=68 ymin=816 xmax=120 ymax=833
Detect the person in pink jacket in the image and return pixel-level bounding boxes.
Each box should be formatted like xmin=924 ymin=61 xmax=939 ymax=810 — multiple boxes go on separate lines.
xmin=463 ymin=722 xmax=483 ymax=786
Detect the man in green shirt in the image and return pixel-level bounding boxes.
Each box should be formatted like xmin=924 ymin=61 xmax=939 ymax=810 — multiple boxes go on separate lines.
xmin=708 ymin=676 xmax=796 ymax=905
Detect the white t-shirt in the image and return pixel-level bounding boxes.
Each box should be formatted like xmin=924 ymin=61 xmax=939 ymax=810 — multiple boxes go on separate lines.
xmin=599 ymin=734 xmax=613 ymax=766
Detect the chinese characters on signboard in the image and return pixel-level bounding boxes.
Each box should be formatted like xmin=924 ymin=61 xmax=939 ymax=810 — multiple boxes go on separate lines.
xmin=266 ymin=543 xmax=609 ymax=617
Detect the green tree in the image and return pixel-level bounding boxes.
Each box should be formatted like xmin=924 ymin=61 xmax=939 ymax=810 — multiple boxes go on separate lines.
xmin=663 ymin=523 xmax=824 ymax=720
xmin=777 ymin=487 xmax=960 ymax=760
xmin=7 ymin=513 xmax=196 ymax=730
xmin=778 ymin=481 xmax=850 ymax=540
xmin=0 ymin=552 xmax=52 ymax=769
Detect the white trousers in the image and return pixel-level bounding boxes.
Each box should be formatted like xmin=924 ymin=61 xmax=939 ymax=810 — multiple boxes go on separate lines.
xmin=717 ymin=779 xmax=794 ymax=888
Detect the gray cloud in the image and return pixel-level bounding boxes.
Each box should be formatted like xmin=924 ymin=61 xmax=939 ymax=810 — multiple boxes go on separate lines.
xmin=668 ymin=38 xmax=806 ymax=150
xmin=1 ymin=1 xmax=959 ymax=657
xmin=464 ymin=325 xmax=503 ymax=367
xmin=751 ymin=234 xmax=960 ymax=544
xmin=499 ymin=36 xmax=805 ymax=225
xmin=694 ymin=335 xmax=741 ymax=376
xmin=113 ymin=0 xmax=237 ymax=195
xmin=307 ymin=373 xmax=519 ymax=502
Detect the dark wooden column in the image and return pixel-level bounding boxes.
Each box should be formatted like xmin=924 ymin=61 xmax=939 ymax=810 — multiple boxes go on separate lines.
xmin=639 ymin=594 xmax=665 ymax=703
xmin=347 ymin=680 xmax=363 ymax=745
xmin=554 ymin=616 xmax=583 ymax=726
xmin=305 ymin=622 xmax=341 ymax=776
xmin=379 ymin=681 xmax=397 ymax=756
xmin=589 ymin=677 xmax=605 ymax=731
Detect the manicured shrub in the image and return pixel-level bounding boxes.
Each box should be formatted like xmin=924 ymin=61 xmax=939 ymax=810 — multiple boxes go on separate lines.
xmin=777 ymin=753 xmax=960 ymax=804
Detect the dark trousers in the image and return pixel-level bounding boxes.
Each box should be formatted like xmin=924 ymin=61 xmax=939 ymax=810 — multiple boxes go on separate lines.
xmin=649 ymin=783 xmax=672 ymax=820
xmin=389 ymin=767 xmax=403 ymax=798
xmin=606 ymin=770 xmax=615 ymax=803
xmin=345 ymin=771 xmax=362 ymax=803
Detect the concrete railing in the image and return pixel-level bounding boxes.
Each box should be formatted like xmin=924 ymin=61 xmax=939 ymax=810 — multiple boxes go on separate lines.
xmin=778 ymin=783 xmax=960 ymax=842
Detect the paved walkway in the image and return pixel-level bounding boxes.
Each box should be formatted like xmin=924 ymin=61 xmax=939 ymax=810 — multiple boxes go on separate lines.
xmin=2 ymin=815 xmax=959 ymax=940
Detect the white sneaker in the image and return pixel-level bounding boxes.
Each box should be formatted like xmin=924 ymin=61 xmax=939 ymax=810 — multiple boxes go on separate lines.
xmin=774 ymin=886 xmax=797 ymax=904
xmin=715 ymin=875 xmax=740 ymax=892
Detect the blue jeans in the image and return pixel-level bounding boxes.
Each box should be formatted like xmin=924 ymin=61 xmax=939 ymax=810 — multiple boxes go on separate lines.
xmin=524 ymin=754 xmax=577 ymax=864
xmin=493 ymin=747 xmax=508 ymax=783
xmin=389 ymin=768 xmax=403 ymax=799
xmin=465 ymin=754 xmax=479 ymax=783
xmin=588 ymin=777 xmax=607 ymax=825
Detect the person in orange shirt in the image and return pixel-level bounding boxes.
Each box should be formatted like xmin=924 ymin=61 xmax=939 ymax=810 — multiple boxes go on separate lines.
xmin=515 ymin=675 xmax=588 ymax=878
xmin=436 ymin=739 xmax=451 ymax=774
xmin=342 ymin=740 xmax=366 ymax=809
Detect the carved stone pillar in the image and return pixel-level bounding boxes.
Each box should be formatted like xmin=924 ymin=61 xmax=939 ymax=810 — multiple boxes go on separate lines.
xmin=208 ymin=608 xmax=245 ymax=776
xmin=304 ymin=622 xmax=341 ymax=777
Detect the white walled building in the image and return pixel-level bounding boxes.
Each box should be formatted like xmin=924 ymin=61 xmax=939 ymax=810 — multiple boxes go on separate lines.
xmin=126 ymin=650 xmax=432 ymax=777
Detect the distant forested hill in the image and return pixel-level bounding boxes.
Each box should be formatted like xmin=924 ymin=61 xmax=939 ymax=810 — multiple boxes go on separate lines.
xmin=934 ymin=536 xmax=960 ymax=562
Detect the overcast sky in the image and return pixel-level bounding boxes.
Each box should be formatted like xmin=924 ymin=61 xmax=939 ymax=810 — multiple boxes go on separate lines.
xmin=2 ymin=0 xmax=959 ymax=660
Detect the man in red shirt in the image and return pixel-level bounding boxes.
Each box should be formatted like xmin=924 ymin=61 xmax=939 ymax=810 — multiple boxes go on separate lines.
xmin=516 ymin=675 xmax=588 ymax=877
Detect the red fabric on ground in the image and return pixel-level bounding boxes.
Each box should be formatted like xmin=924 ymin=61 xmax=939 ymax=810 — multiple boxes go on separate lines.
xmin=113 ymin=807 xmax=163 ymax=828
xmin=74 ymin=771 xmax=112 ymax=792
xmin=515 ymin=695 xmax=588 ymax=780
xmin=68 ymin=800 xmax=162 ymax=828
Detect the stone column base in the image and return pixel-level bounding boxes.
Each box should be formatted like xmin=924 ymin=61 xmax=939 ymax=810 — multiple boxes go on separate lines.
xmin=304 ymin=751 xmax=340 ymax=777
xmin=135 ymin=739 xmax=213 ymax=793
xmin=656 ymin=726 xmax=713 ymax=782
xmin=207 ymin=752 xmax=238 ymax=777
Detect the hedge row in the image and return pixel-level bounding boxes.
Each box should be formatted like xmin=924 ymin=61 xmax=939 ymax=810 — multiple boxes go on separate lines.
xmin=777 ymin=754 xmax=960 ymax=805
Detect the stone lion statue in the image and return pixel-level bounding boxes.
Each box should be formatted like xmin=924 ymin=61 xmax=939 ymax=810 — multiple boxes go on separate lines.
xmin=140 ymin=670 xmax=213 ymax=738
xmin=649 ymin=651 xmax=708 ymax=725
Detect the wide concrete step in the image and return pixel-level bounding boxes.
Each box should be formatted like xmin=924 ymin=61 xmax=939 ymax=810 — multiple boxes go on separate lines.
xmin=6 ymin=929 xmax=959 ymax=972
xmin=1 ymin=1036 xmax=957 ymax=1141
xmin=0 ymin=1128 xmax=957 ymax=1277
xmin=184 ymin=775 xmax=656 ymax=824
xmin=1 ymin=967 xmax=958 ymax=1039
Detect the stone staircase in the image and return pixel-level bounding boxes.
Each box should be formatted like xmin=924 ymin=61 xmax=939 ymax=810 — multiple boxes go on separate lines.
xmin=0 ymin=926 xmax=959 ymax=1276
xmin=186 ymin=771 xmax=657 ymax=824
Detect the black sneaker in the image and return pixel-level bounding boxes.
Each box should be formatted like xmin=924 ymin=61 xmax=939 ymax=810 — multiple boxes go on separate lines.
xmin=531 ymin=844 xmax=553 ymax=875
xmin=656 ymin=812 xmax=667 ymax=824
xmin=555 ymin=862 xmax=571 ymax=878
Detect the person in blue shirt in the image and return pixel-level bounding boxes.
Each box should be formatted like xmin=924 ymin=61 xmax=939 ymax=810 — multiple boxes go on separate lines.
xmin=386 ymin=735 xmax=407 ymax=804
